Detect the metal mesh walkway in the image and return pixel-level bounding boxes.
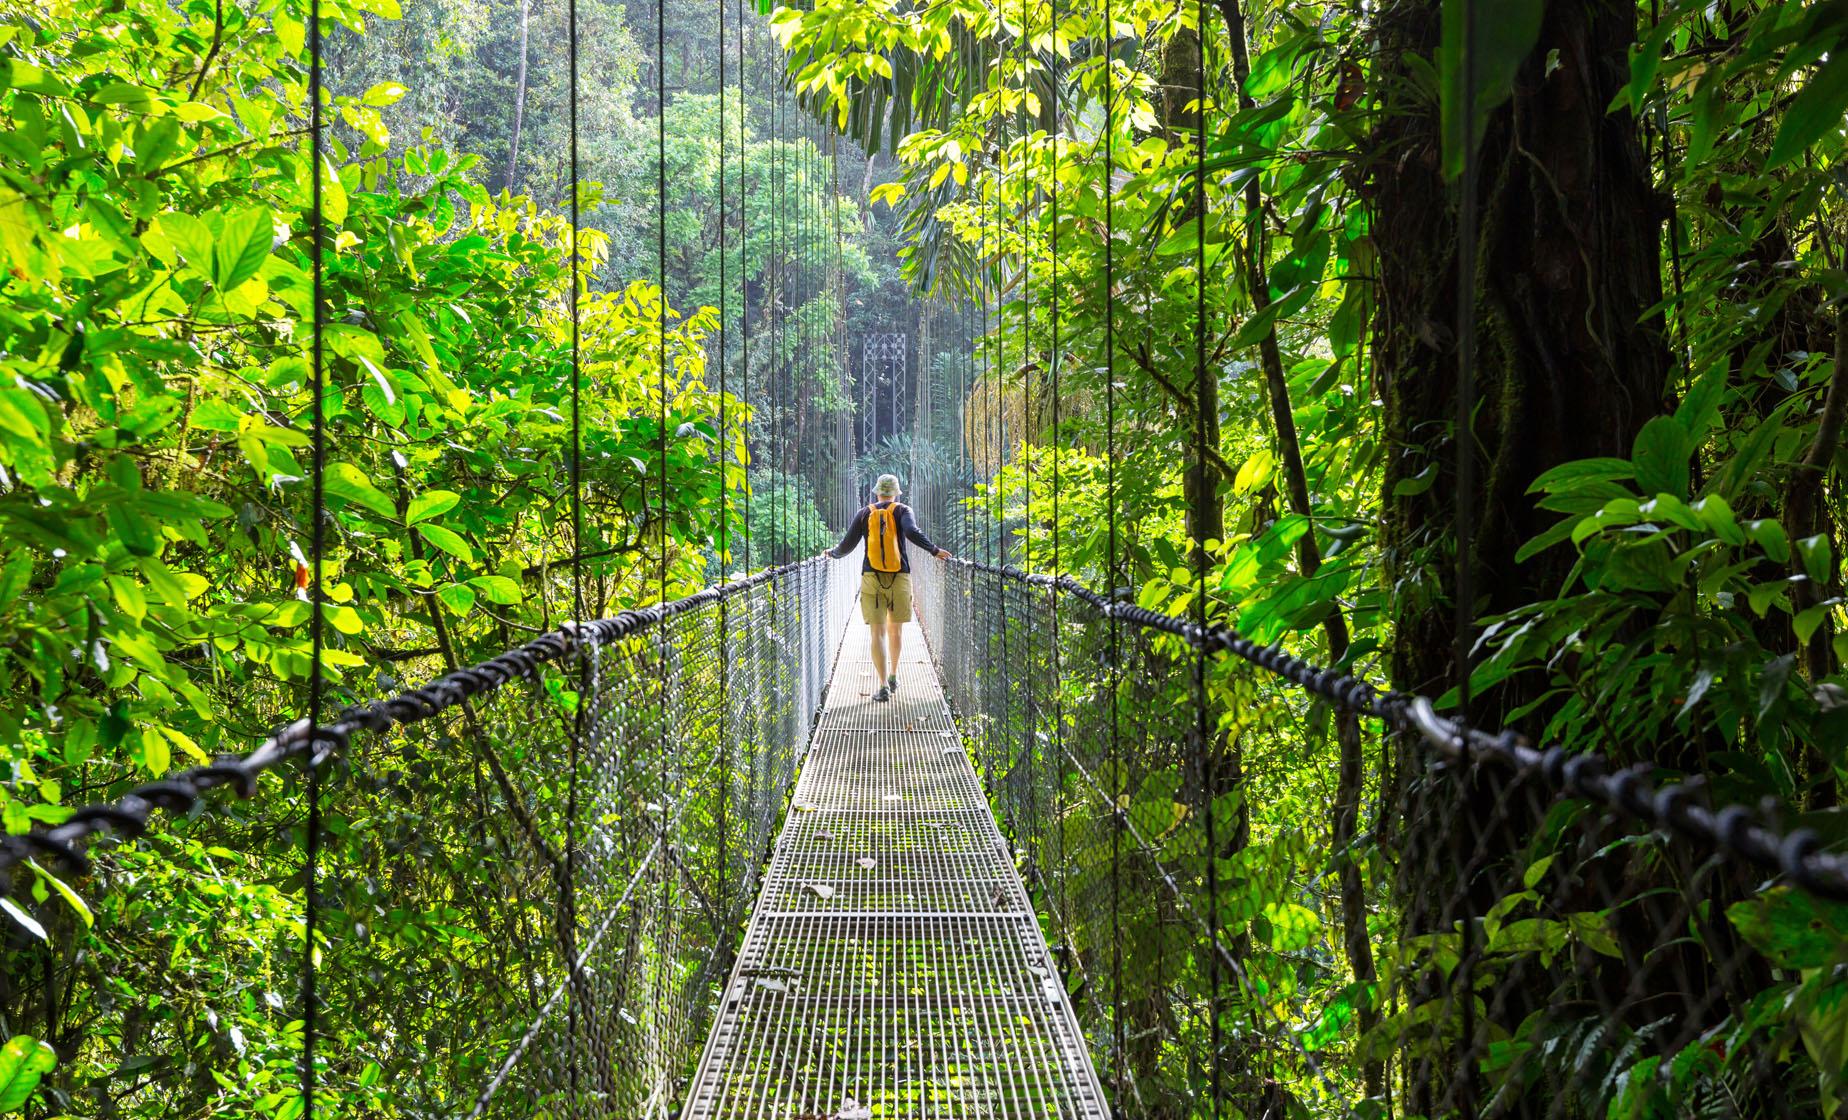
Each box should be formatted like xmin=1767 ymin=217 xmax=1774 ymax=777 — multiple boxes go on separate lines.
xmin=685 ymin=618 xmax=1111 ymax=1119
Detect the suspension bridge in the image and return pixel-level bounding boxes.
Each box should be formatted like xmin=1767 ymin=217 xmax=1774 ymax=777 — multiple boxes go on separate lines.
xmin=8 ymin=521 xmax=1848 ymax=1118
xmin=5 ymin=0 xmax=1848 ymax=1116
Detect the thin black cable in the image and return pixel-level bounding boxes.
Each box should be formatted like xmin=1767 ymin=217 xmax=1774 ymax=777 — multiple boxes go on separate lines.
xmin=728 ymin=0 xmax=742 ymax=580
xmin=1047 ymin=0 xmax=1069 ymax=958
xmin=1100 ymin=0 xmax=1125 ymax=1097
xmin=302 ymin=0 xmax=326 ymax=1110
xmin=1191 ymin=0 xmax=1220 ymax=1111
xmin=716 ymin=0 xmax=731 ymax=953
xmin=1454 ymin=4 xmax=1482 ymax=1113
xmin=565 ymin=0 xmax=584 ymax=1097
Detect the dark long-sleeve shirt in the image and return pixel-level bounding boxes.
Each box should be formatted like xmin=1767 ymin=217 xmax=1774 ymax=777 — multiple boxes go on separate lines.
xmin=828 ymin=501 xmax=939 ymax=573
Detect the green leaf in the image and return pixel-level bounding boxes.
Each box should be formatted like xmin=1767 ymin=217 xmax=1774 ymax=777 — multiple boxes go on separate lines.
xmin=320 ymin=154 xmax=349 ymax=227
xmin=214 ymin=207 xmax=273 ymax=291
xmin=467 ymin=575 xmax=523 ymax=605
xmin=0 ymin=899 xmax=45 ymax=943
xmin=1747 ymin=519 xmax=1791 ymax=564
xmin=416 ymin=523 xmax=475 ymax=563
xmin=1630 ymin=416 xmax=1694 ymax=498
xmin=156 ymin=212 xmax=215 ymax=276
xmin=435 ymin=583 xmax=476 ymax=616
xmin=0 ymin=389 xmax=45 ymax=441
xmin=323 ymin=463 xmax=397 ymax=518
xmin=1440 ymin=0 xmax=1544 ymax=181
xmin=1797 ymin=534 xmax=1835 ymax=583
xmin=362 ymin=81 xmax=408 ymax=107
xmin=1 ymin=60 xmax=65 ymax=96
xmin=0 ymin=1035 xmax=57 ymax=1110
xmin=1728 ymin=886 xmax=1848 ymax=969
xmin=26 ymin=861 xmax=91 ymax=929
xmin=1528 ymin=457 xmax=1635 ymax=495
xmin=1770 ymin=53 xmax=1848 ymax=168
xmin=406 ymin=490 xmax=460 ymax=524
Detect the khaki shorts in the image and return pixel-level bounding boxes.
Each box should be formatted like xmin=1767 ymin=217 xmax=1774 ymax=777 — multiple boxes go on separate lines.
xmin=860 ymin=571 xmax=913 ymax=624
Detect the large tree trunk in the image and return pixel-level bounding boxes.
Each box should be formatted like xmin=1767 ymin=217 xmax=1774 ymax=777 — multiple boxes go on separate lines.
xmin=1366 ymin=1 xmax=1669 ymax=1111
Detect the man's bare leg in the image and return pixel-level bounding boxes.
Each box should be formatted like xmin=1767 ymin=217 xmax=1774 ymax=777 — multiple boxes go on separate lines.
xmin=886 ymin=621 xmax=903 ymax=686
xmin=869 ymin=623 xmax=888 ymax=686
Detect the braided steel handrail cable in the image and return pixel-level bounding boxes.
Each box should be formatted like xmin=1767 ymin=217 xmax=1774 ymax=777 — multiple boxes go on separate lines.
xmin=946 ymin=556 xmax=1848 ymax=903
xmin=0 ymin=558 xmax=829 ymax=881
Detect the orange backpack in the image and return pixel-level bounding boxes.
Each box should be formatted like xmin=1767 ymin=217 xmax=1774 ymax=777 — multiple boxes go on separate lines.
xmin=865 ymin=501 xmax=903 ymax=573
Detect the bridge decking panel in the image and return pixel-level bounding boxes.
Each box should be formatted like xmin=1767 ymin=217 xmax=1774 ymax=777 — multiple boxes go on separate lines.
xmin=684 ymin=621 xmax=1109 ymax=1119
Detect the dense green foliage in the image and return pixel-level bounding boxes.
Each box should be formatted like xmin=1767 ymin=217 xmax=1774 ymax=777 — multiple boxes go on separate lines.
xmin=5 ymin=0 xmax=1848 ymax=1115
xmin=0 ymin=0 xmax=880 ymax=1112
xmin=782 ymin=0 xmax=1848 ymax=1114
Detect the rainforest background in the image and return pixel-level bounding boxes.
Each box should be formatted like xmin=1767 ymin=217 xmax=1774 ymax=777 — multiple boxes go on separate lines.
xmin=2 ymin=0 xmax=1847 ymax=1116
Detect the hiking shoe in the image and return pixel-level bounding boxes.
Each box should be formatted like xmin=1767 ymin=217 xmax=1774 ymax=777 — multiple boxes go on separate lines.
xmin=872 ymin=686 xmax=890 ymax=703
xmin=887 ymin=674 xmax=898 ymax=693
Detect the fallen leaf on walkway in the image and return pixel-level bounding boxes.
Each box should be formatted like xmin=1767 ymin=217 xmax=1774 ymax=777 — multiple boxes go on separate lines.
xmin=793 ymin=802 xmax=818 ymax=813
xmin=814 ymin=830 xmax=835 ymax=842
xmin=804 ymin=883 xmax=836 ymax=900
xmin=856 ymin=857 xmax=877 ymax=870
xmin=941 ymin=746 xmax=962 ymax=755
xmin=755 ymin=977 xmax=788 ymax=993
xmin=882 ymin=793 xmax=902 ymax=802
xmin=837 ymin=1098 xmax=872 ymax=1120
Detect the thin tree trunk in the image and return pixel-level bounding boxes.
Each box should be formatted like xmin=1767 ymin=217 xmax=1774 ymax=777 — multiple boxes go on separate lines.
xmin=506 ymin=0 xmax=533 ymax=192
xmin=1215 ymin=0 xmax=1382 ymax=1097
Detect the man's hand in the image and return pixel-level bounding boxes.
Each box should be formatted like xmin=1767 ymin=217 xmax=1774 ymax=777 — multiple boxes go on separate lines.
xmin=935 ymin=548 xmax=951 ymax=560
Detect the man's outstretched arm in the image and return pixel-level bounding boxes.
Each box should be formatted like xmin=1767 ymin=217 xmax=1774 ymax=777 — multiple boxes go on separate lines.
xmin=825 ymin=508 xmax=867 ymax=559
xmin=898 ymin=506 xmax=951 ymax=559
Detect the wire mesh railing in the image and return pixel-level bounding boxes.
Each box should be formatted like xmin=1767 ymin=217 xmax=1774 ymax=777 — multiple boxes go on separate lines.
xmin=912 ymin=556 xmax=1848 ymax=1119
xmin=2 ymin=557 xmax=855 ymax=1118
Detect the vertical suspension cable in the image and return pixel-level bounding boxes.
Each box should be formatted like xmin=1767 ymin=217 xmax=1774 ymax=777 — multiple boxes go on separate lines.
xmin=565 ymin=0 xmax=584 ymax=1098
xmin=1012 ymin=0 xmax=1030 ymax=850
xmin=740 ymin=0 xmax=752 ymax=575
xmin=1100 ymin=0 xmax=1125 ymax=1098
xmin=302 ymin=0 xmax=326 ymax=1111
xmin=715 ymin=0 xmax=731 ymax=952
xmin=1191 ymin=0 xmax=1219 ymax=1111
xmin=1047 ymin=0 xmax=1068 ymax=948
xmin=653 ymin=0 xmax=671 ymax=1082
xmin=774 ymin=76 xmax=786 ymax=562
xmin=1454 ymin=4 xmax=1481 ymax=1116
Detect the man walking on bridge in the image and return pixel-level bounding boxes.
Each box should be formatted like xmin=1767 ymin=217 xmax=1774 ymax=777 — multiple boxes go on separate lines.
xmin=824 ymin=474 xmax=951 ymax=702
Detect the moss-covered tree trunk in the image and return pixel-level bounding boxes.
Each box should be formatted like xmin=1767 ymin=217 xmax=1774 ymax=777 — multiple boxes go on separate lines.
xmin=1366 ymin=1 xmax=1670 ymax=1111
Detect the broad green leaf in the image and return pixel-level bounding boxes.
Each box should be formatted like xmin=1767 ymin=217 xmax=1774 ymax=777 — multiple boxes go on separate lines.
xmin=157 ymin=212 xmax=215 ymax=275
xmin=1797 ymin=534 xmax=1835 ymax=583
xmin=1728 ymin=886 xmax=1848 ymax=969
xmin=0 ymin=900 xmax=46 ymax=943
xmin=1746 ymin=519 xmax=1791 ymax=564
xmin=467 ymin=575 xmax=523 ymax=605
xmin=320 ymin=154 xmax=349 ymax=227
xmin=1 ymin=60 xmax=64 ymax=96
xmin=1770 ymin=53 xmax=1848 ymax=168
xmin=0 ymin=1035 xmax=56 ymax=1110
xmin=416 ymin=523 xmax=475 ymax=563
xmin=27 ymin=861 xmax=92 ymax=929
xmin=1528 ymin=457 xmax=1635 ymax=495
xmin=363 ymin=81 xmax=408 ymax=107
xmin=1630 ymin=416 xmax=1694 ymax=499
xmin=215 ymin=207 xmax=273 ymax=291
xmin=324 ymin=463 xmax=397 ymax=518
xmin=435 ymin=582 xmax=476 ymax=616
xmin=406 ymin=490 xmax=461 ymax=524
xmin=1439 ymin=0 xmax=1544 ymax=181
